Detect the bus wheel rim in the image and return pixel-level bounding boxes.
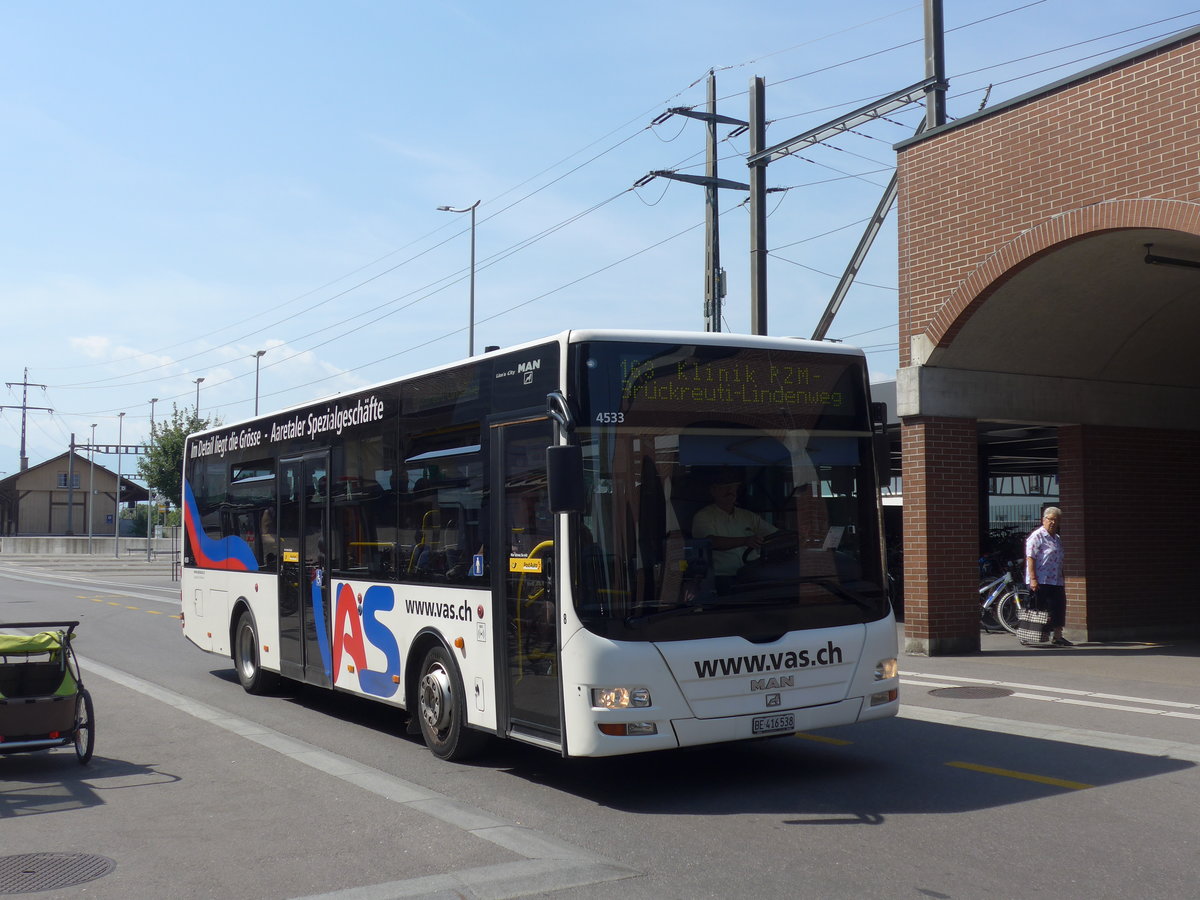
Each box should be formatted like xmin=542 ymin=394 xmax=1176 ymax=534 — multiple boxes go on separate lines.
xmin=237 ymin=624 xmax=256 ymax=678
xmin=420 ymin=663 xmax=452 ymax=732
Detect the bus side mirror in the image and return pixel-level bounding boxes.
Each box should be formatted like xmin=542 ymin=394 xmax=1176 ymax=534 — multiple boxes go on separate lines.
xmin=874 ymin=430 xmax=892 ymax=486
xmin=547 ymin=444 xmax=585 ymax=513
xmin=871 ymin=402 xmax=893 ymax=486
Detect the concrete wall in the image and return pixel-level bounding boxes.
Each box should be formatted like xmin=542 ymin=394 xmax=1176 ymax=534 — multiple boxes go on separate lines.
xmin=0 ymin=536 xmax=178 ymax=556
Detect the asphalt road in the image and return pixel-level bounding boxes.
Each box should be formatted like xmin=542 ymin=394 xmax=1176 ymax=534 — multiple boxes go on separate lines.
xmin=1 ymin=560 xmax=1197 ymax=899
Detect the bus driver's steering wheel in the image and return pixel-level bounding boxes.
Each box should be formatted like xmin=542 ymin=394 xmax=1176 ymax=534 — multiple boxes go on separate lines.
xmin=742 ymin=530 xmax=798 ymax=565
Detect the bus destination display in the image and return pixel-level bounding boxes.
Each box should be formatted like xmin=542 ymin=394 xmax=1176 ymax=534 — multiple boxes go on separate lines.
xmin=579 ymin=343 xmax=866 ymax=428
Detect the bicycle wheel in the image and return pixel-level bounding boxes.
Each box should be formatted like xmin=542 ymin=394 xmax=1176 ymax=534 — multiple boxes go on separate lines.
xmin=979 ymin=581 xmax=1003 ymax=631
xmin=74 ymin=688 xmax=95 ymax=765
xmin=996 ymin=588 xmax=1030 ymax=635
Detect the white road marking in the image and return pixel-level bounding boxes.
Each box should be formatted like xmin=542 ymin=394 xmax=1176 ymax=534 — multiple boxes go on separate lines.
xmin=79 ymin=655 xmax=640 ymax=900
xmin=903 ymin=670 xmax=1200 ymax=719
xmin=905 ymin=671 xmax=1200 ymax=710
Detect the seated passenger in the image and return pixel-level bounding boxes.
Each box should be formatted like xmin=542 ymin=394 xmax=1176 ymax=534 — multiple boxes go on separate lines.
xmin=690 ymin=468 xmax=777 ymax=590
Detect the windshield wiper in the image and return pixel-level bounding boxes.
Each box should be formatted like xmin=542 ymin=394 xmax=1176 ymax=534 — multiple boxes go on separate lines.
xmin=625 ymin=599 xmax=740 ymax=628
xmin=624 ymin=579 xmax=878 ymax=627
xmin=803 ymin=578 xmax=875 ymax=610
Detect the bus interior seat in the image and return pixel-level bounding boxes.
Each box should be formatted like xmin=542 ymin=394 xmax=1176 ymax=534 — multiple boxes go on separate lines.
xmin=668 ymin=469 xmax=714 ymax=538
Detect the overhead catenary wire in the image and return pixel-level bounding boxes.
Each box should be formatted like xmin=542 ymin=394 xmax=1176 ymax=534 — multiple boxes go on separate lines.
xmin=37 ymin=5 xmax=1038 ymax=390
xmin=60 ymin=188 xmax=637 ymax=416
xmin=39 ymin=4 xmax=1112 ymax=396
xmin=23 ymin=5 xmax=1199 ymax=443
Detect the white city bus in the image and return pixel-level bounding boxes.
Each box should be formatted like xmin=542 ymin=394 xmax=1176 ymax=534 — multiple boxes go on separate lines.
xmin=180 ymin=330 xmax=898 ymax=760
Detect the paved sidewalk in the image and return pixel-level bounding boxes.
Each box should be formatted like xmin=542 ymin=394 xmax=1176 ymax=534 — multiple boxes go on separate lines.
xmin=942 ymin=621 xmax=1200 ymax=690
xmin=5 ymin=551 xmax=1196 ymax=692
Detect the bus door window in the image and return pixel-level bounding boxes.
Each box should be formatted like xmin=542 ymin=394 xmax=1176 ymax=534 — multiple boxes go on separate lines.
xmin=277 ymin=463 xmax=303 ymax=678
xmin=278 ymin=454 xmax=332 ymax=688
xmin=496 ymin=418 xmax=559 ymax=738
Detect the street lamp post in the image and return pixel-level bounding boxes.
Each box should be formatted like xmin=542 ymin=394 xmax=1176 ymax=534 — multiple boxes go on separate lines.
xmin=253 ymin=350 xmax=266 ymax=415
xmin=437 ymin=200 xmax=480 ymax=356
xmin=193 ymin=377 xmax=205 ymax=414
xmin=114 ymin=412 xmax=125 ymax=559
xmin=147 ymin=398 xmax=158 ymax=562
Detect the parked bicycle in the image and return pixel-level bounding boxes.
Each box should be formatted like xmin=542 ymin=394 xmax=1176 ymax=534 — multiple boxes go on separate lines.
xmin=979 ymin=561 xmax=1030 ymax=635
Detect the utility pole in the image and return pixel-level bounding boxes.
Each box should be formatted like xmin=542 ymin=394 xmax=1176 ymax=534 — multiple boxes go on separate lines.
xmin=703 ymin=73 xmax=724 ymax=331
xmin=3 ymin=368 xmax=53 ymax=472
xmin=746 ymin=78 xmax=940 ymax=338
xmin=925 ymin=0 xmax=947 ymax=129
xmin=748 ymin=77 xmax=768 ymax=335
xmin=641 ymin=71 xmax=748 ymax=331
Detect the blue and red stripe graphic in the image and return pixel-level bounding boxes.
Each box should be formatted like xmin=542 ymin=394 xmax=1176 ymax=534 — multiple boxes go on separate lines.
xmin=182 ymin=480 xmax=260 ymax=572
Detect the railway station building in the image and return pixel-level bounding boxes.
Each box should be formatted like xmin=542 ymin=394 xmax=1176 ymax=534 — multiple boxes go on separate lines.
xmin=895 ymin=26 xmax=1200 ymax=654
xmin=0 ymin=452 xmax=147 ymax=538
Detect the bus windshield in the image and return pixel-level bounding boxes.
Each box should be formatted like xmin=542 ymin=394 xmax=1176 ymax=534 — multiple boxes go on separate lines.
xmin=570 ymin=340 xmax=888 ymax=642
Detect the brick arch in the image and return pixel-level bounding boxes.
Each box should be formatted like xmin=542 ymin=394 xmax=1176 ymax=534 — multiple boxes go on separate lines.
xmin=923 ymin=198 xmax=1200 ymax=350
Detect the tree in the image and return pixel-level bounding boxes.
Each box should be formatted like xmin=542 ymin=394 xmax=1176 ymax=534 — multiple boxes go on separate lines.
xmin=137 ymin=404 xmax=216 ymax=508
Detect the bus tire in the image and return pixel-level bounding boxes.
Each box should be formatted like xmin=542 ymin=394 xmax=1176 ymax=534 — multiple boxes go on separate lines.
xmin=233 ymin=609 xmax=281 ymax=695
xmin=416 ymin=644 xmax=486 ymax=761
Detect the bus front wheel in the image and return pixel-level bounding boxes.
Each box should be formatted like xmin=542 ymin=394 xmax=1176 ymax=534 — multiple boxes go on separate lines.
xmin=233 ymin=610 xmax=280 ymax=695
xmin=416 ymin=645 xmax=486 ymax=761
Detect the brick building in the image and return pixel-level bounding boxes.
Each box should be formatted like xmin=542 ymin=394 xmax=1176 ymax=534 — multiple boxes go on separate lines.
xmin=895 ymin=27 xmax=1200 ymax=654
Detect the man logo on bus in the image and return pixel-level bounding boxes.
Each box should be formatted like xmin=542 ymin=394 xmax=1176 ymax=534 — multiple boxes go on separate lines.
xmin=750 ymin=675 xmax=795 ymax=692
xmin=517 ymin=358 xmax=540 ymax=384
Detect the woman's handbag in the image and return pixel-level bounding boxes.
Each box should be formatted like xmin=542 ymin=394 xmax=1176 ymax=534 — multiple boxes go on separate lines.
xmin=1016 ymin=591 xmax=1054 ymax=644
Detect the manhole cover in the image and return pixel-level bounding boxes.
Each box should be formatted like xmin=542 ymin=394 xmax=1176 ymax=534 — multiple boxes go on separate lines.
xmin=929 ymin=686 xmax=1013 ymax=699
xmin=0 ymin=853 xmax=116 ymax=894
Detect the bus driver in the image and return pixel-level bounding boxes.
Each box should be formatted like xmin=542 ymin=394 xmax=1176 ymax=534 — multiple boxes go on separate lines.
xmin=690 ymin=468 xmax=777 ymax=592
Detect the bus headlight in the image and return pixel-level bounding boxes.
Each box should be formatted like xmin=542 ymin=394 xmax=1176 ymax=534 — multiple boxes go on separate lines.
xmin=874 ymin=658 xmax=898 ymax=681
xmin=591 ymin=687 xmax=651 ymax=709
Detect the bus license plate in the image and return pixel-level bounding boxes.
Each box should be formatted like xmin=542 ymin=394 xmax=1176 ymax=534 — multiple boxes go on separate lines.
xmin=752 ymin=713 xmax=795 ymax=735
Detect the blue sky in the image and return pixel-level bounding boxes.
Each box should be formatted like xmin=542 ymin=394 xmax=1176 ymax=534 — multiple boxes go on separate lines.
xmin=3 ymin=1 xmax=1197 ymax=479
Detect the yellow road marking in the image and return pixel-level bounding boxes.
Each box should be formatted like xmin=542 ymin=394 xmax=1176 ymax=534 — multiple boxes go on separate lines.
xmin=794 ymin=732 xmax=853 ymax=746
xmin=946 ymin=761 xmax=1092 ymax=790
xmin=80 ymin=597 xmax=175 ymax=618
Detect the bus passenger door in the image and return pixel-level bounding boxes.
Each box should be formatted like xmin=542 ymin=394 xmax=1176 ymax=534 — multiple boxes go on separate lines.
xmin=278 ymin=453 xmax=333 ymax=688
xmin=493 ymin=417 xmax=562 ymax=747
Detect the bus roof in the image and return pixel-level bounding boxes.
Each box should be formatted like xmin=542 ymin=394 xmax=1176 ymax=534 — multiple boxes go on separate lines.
xmin=187 ymin=329 xmax=867 ymax=441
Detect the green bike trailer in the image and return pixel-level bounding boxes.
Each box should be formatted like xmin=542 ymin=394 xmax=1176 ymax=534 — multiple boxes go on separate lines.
xmin=0 ymin=621 xmax=95 ymax=764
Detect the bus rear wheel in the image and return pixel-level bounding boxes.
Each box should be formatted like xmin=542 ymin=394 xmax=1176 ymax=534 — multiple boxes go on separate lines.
xmin=416 ymin=645 xmax=486 ymax=761
xmin=233 ymin=610 xmax=280 ymax=695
